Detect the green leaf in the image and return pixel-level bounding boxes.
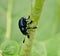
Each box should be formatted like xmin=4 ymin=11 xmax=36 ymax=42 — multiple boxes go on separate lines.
xmin=0 ymin=40 xmax=19 ymax=56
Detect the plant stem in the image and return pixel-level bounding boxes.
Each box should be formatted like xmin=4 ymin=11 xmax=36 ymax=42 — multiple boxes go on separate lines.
xmin=20 ymin=0 xmax=45 ymax=56
xmin=58 ymin=0 xmax=60 ymax=18
xmin=5 ymin=0 xmax=13 ymax=40
xmin=0 ymin=50 xmax=2 ymax=56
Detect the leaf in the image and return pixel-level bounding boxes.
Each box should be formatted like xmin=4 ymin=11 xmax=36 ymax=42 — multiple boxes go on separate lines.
xmin=0 ymin=40 xmax=19 ymax=56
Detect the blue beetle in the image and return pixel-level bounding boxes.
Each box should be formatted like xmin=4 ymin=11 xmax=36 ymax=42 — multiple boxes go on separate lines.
xmin=18 ymin=16 xmax=37 ymax=39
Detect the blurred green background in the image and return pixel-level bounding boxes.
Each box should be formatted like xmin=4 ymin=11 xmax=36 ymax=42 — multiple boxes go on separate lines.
xmin=0 ymin=0 xmax=60 ymax=56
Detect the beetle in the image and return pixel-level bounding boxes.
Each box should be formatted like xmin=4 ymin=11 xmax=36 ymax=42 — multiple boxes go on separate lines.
xmin=18 ymin=16 xmax=37 ymax=42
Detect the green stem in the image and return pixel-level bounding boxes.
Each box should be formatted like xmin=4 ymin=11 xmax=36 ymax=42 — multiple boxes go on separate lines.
xmin=5 ymin=0 xmax=13 ymax=40
xmin=20 ymin=0 xmax=45 ymax=56
xmin=58 ymin=0 xmax=60 ymax=19
xmin=0 ymin=50 xmax=2 ymax=56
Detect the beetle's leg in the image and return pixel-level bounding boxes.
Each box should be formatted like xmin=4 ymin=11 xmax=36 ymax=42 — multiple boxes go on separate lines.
xmin=27 ymin=26 xmax=37 ymax=29
xmin=26 ymin=20 xmax=33 ymax=24
xmin=27 ymin=20 xmax=33 ymax=25
xmin=23 ymin=38 xmax=25 ymax=43
xmin=26 ymin=16 xmax=33 ymax=24
xmin=27 ymin=35 xmax=30 ymax=38
xmin=23 ymin=35 xmax=30 ymax=43
xmin=32 ymin=26 xmax=37 ymax=29
xmin=28 ymin=16 xmax=30 ymax=19
xmin=25 ymin=30 xmax=30 ymax=38
xmin=26 ymin=16 xmax=30 ymax=20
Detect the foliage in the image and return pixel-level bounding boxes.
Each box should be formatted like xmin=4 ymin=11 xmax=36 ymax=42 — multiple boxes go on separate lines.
xmin=0 ymin=0 xmax=60 ymax=56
